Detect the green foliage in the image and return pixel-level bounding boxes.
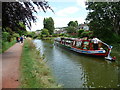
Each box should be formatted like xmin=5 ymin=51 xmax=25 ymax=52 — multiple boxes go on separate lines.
xmin=52 ymin=33 xmax=58 ymax=37
xmin=3 ymin=23 xmax=26 ymax=42
xmin=2 ymin=1 xmax=53 ymax=43
xmin=27 ymin=31 xmax=36 ymax=38
xmin=41 ymin=29 xmax=50 ymax=36
xmin=66 ymin=21 xmax=78 ymax=35
xmin=86 ymin=2 xmax=120 ymax=43
xmin=66 ymin=26 xmax=76 ymax=34
xmin=43 ymin=17 xmax=55 ymax=35
xmin=3 ymin=1 xmax=53 ymax=31
xmin=2 ymin=28 xmax=19 ymax=53
xmin=18 ymin=29 xmax=27 ymax=36
xmin=2 ymin=32 xmax=10 ymax=41
xmin=59 ymin=33 xmax=65 ymax=36
xmin=13 ymin=33 xmax=20 ymax=38
xmin=19 ymin=22 xmax=26 ymax=29
xmin=36 ymin=33 xmax=42 ymax=39
xmin=20 ymin=39 xmax=59 ymax=88
xmin=81 ymin=31 xmax=93 ymax=38
xmin=3 ymin=27 xmax=13 ymax=34
xmin=78 ymin=29 xmax=84 ymax=37
xmin=68 ymin=21 xmax=78 ymax=27
xmin=2 ymin=40 xmax=16 ymax=53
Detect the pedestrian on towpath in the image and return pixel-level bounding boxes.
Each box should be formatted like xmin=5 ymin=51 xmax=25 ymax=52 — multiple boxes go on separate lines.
xmin=20 ymin=36 xmax=23 ymax=43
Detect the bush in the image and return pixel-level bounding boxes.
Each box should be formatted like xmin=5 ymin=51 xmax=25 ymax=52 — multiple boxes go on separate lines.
xmin=66 ymin=26 xmax=76 ymax=33
xmin=102 ymin=33 xmax=120 ymax=44
xmin=41 ymin=29 xmax=50 ymax=37
xmin=81 ymin=31 xmax=93 ymax=38
xmin=13 ymin=33 xmax=20 ymax=37
xmin=52 ymin=33 xmax=58 ymax=37
xmin=78 ymin=29 xmax=84 ymax=37
xmin=27 ymin=31 xmax=36 ymax=38
xmin=2 ymin=32 xmax=10 ymax=41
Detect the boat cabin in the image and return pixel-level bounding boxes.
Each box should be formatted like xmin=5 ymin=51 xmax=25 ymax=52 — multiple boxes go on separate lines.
xmin=55 ymin=37 xmax=108 ymax=51
xmin=54 ymin=37 xmax=114 ymax=60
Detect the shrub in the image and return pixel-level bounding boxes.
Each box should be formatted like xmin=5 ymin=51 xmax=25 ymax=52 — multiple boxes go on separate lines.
xmin=27 ymin=31 xmax=36 ymax=38
xmin=78 ymin=29 xmax=84 ymax=37
xmin=66 ymin=26 xmax=76 ymax=34
xmin=13 ymin=33 xmax=20 ymax=37
xmin=81 ymin=31 xmax=93 ymax=38
xmin=41 ymin=29 xmax=50 ymax=37
xmin=52 ymin=33 xmax=58 ymax=37
xmin=2 ymin=32 xmax=10 ymax=41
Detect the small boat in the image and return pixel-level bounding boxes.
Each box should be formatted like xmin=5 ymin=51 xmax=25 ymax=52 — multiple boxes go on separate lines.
xmin=54 ymin=37 xmax=115 ymax=61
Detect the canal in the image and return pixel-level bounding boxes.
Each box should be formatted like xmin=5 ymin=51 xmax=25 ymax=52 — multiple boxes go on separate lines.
xmin=33 ymin=39 xmax=119 ymax=88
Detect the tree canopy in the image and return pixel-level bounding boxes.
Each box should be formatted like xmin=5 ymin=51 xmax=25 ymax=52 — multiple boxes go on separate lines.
xmin=43 ymin=17 xmax=54 ymax=35
xmin=66 ymin=21 xmax=78 ymax=34
xmin=2 ymin=0 xmax=53 ymax=32
xmin=86 ymin=2 xmax=120 ymax=43
xmin=68 ymin=21 xmax=78 ymax=27
xmin=66 ymin=26 xmax=76 ymax=34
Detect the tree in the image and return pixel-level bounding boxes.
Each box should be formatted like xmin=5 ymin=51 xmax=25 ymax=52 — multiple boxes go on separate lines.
xmin=68 ymin=21 xmax=78 ymax=27
xmin=43 ymin=17 xmax=54 ymax=35
xmin=66 ymin=21 xmax=78 ymax=34
xmin=66 ymin=26 xmax=76 ymax=34
xmin=27 ymin=31 xmax=36 ymax=38
xmin=41 ymin=28 xmax=49 ymax=36
xmin=2 ymin=1 xmax=53 ymax=33
xmin=2 ymin=32 xmax=10 ymax=41
xmin=86 ymin=2 xmax=120 ymax=43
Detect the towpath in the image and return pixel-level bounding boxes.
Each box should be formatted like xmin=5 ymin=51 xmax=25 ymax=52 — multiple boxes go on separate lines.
xmin=0 ymin=43 xmax=23 ymax=89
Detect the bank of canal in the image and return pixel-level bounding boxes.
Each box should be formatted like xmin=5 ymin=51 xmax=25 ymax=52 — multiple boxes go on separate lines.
xmin=33 ymin=39 xmax=119 ymax=88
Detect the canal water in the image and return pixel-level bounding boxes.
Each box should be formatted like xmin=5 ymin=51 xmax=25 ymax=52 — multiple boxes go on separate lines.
xmin=33 ymin=39 xmax=119 ymax=88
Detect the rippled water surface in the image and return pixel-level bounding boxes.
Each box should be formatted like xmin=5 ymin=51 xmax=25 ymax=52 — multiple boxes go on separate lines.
xmin=33 ymin=39 xmax=119 ymax=88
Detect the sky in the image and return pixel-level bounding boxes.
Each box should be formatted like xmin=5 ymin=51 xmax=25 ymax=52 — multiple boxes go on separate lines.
xmin=27 ymin=0 xmax=89 ymax=31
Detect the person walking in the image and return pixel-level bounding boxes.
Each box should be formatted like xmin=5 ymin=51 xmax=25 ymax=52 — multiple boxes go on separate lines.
xmin=20 ymin=36 xmax=23 ymax=43
xmin=16 ymin=37 xmax=19 ymax=43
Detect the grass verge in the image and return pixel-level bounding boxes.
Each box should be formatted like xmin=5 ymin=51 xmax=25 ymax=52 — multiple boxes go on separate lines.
xmin=1 ymin=40 xmax=16 ymax=53
xmin=20 ymin=38 xmax=60 ymax=88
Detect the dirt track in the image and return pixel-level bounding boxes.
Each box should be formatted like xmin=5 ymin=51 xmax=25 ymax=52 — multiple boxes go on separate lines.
xmin=1 ymin=43 xmax=23 ymax=88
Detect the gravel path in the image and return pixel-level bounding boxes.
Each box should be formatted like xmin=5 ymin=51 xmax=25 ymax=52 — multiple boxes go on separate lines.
xmin=1 ymin=43 xmax=23 ymax=88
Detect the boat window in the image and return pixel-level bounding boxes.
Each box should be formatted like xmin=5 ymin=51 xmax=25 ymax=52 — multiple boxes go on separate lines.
xmin=98 ymin=43 xmax=104 ymax=50
xmin=65 ymin=40 xmax=73 ymax=46
xmin=66 ymin=40 xmax=71 ymax=43
xmin=76 ymin=41 xmax=82 ymax=48
xmin=73 ymin=41 xmax=76 ymax=46
xmin=83 ymin=41 xmax=89 ymax=50
xmin=83 ymin=41 xmax=89 ymax=45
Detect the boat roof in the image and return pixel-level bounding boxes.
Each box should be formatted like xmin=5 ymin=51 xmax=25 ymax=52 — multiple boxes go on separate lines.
xmin=55 ymin=37 xmax=111 ymax=49
xmin=60 ymin=37 xmax=91 ymax=41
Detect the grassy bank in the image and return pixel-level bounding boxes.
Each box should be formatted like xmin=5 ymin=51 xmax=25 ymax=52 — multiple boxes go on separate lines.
xmin=111 ymin=44 xmax=120 ymax=61
xmin=20 ymin=38 xmax=60 ymax=88
xmin=1 ymin=40 xmax=16 ymax=53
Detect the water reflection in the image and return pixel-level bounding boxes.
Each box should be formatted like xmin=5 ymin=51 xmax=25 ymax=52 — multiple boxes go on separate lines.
xmin=33 ymin=39 xmax=118 ymax=88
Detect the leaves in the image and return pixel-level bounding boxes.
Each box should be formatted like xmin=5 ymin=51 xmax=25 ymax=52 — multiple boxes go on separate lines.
xmin=41 ymin=28 xmax=50 ymax=36
xmin=68 ymin=21 xmax=78 ymax=27
xmin=2 ymin=1 xmax=53 ymax=32
xmin=43 ymin=17 xmax=55 ymax=35
xmin=86 ymin=2 xmax=120 ymax=43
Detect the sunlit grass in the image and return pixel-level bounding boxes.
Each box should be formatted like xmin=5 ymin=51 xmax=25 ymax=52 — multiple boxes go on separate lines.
xmin=20 ymin=38 xmax=61 ymax=88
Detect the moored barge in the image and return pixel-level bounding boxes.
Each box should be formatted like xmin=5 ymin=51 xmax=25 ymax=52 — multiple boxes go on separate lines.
xmin=54 ymin=37 xmax=114 ymax=61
